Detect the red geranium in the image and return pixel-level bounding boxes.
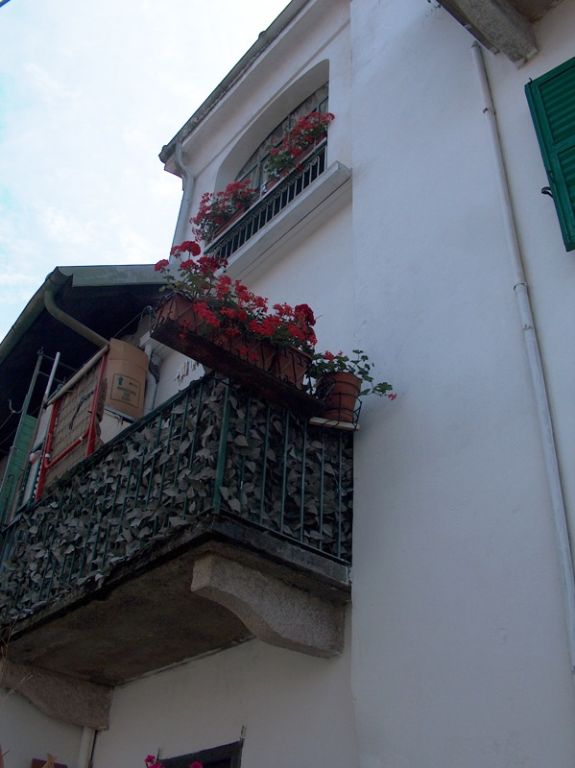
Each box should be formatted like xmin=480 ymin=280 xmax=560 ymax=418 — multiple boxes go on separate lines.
xmin=170 ymin=240 xmax=201 ymax=257
xmin=191 ymin=180 xmax=257 ymax=244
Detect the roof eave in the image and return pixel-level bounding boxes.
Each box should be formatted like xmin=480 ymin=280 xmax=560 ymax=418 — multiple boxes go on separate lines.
xmin=158 ymin=0 xmax=311 ymax=166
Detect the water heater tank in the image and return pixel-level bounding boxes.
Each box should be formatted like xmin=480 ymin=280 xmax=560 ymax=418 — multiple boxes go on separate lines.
xmin=104 ymin=339 xmax=148 ymax=421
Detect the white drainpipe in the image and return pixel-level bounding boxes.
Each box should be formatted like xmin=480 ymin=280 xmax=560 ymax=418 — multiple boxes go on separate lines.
xmin=471 ymin=42 xmax=575 ymax=676
xmin=172 ymin=142 xmax=195 ymax=250
xmin=77 ymin=726 xmax=95 ymax=768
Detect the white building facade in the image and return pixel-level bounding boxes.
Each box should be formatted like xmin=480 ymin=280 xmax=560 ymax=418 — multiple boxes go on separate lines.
xmin=3 ymin=1 xmax=575 ymax=766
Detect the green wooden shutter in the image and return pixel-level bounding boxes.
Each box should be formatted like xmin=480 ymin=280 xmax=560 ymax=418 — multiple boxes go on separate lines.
xmin=526 ymin=56 xmax=575 ymax=251
xmin=0 ymin=414 xmax=37 ymax=523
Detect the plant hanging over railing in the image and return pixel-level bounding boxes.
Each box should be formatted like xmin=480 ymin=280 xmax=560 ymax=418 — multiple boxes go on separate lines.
xmin=265 ymin=111 xmax=334 ymax=182
xmin=155 ymin=240 xmax=394 ymax=421
xmin=154 ymin=243 xmax=317 ymax=356
xmin=310 ymin=350 xmax=396 ymax=398
xmin=191 ymin=180 xmax=258 ymax=244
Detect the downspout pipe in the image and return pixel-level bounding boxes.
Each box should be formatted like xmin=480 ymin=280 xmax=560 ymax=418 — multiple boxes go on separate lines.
xmin=471 ymin=42 xmax=575 ymax=676
xmin=77 ymin=726 xmax=96 ymax=768
xmin=171 ymin=141 xmax=195 ymax=249
xmin=44 ymin=275 xmax=108 ymax=349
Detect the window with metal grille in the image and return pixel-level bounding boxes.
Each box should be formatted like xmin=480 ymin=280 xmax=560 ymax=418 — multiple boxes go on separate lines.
xmin=526 ymin=56 xmax=575 ymax=251
xmin=162 ymin=741 xmax=242 ymax=768
xmin=236 ymin=83 xmax=329 ymax=195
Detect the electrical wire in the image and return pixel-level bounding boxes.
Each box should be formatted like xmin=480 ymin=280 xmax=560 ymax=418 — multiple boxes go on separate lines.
xmin=112 ymin=306 xmax=155 ymax=341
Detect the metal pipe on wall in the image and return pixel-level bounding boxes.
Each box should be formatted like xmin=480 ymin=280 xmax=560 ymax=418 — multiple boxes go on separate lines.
xmin=472 ymin=41 xmax=575 ymax=677
xmin=172 ymin=142 xmax=195 ymax=249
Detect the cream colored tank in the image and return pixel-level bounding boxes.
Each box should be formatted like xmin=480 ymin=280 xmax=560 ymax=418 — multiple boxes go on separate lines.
xmin=104 ymin=339 xmax=148 ymax=421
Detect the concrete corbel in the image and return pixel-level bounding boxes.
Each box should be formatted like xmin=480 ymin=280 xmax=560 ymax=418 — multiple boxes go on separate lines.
xmin=438 ymin=0 xmax=539 ymax=64
xmin=191 ymin=554 xmax=344 ymax=657
xmin=0 ymin=659 xmax=112 ymax=730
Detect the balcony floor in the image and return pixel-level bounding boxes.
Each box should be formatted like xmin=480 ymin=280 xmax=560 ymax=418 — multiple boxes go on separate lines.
xmin=8 ymin=521 xmax=350 ymax=685
xmin=9 ymin=545 xmax=251 ymax=686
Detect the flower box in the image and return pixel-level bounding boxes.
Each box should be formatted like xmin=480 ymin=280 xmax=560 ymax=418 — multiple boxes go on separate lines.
xmin=152 ymin=294 xmax=322 ymax=417
xmin=271 ymin=346 xmax=311 ymax=389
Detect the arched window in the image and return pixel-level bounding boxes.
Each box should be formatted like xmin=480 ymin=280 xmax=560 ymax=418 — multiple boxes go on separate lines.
xmin=236 ymin=83 xmax=329 ymax=195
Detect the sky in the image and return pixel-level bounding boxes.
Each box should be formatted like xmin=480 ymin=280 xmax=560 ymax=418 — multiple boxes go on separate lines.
xmin=0 ymin=0 xmax=289 ymax=339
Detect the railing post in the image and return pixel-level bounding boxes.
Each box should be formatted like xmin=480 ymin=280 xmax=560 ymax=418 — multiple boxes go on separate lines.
xmin=213 ymin=380 xmax=231 ymax=514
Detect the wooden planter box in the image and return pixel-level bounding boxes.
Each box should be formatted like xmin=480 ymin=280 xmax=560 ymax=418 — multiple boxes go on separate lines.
xmin=152 ymin=294 xmax=321 ymax=416
xmin=271 ymin=346 xmax=312 ymax=389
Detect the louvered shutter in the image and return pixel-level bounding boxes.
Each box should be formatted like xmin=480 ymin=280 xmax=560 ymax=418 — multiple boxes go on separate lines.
xmin=0 ymin=414 xmax=37 ymax=523
xmin=526 ymin=57 xmax=575 ymax=251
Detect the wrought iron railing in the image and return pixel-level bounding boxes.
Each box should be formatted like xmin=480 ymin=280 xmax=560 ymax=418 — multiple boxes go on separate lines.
xmin=0 ymin=374 xmax=353 ymax=624
xmin=207 ymin=142 xmax=327 ymax=261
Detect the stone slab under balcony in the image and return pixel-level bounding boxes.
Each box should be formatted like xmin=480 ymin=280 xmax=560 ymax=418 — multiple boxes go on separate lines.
xmin=437 ymin=0 xmax=565 ymax=63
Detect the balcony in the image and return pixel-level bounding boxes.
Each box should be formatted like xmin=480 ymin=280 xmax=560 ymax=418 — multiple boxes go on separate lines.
xmin=0 ymin=374 xmax=352 ymax=695
xmin=207 ymin=143 xmax=352 ymax=280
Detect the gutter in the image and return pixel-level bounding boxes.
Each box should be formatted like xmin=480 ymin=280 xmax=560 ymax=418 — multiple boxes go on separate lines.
xmin=172 ymin=142 xmax=195 ymax=247
xmin=44 ymin=273 xmax=107 ymax=349
xmin=159 ymin=0 xmax=311 ymax=165
xmin=0 ymin=264 xmax=162 ymax=372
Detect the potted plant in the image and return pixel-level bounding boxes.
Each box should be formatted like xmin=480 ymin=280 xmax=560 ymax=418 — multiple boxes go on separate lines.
xmin=310 ymin=349 xmax=395 ymax=423
xmin=191 ymin=179 xmax=257 ymax=244
xmin=154 ymin=244 xmax=276 ymax=371
xmin=153 ymin=244 xmax=317 ymax=387
xmin=265 ymin=111 xmax=335 ymax=184
xmin=248 ymin=301 xmax=317 ymax=387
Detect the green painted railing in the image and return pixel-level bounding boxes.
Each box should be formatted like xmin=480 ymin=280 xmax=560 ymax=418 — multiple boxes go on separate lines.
xmin=0 ymin=374 xmax=353 ymax=625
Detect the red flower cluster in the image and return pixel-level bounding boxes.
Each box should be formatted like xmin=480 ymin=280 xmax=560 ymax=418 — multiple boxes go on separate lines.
xmin=170 ymin=240 xmax=201 ymax=257
xmin=155 ymin=245 xmax=228 ymax=300
xmin=145 ymin=756 xmax=202 ymax=768
xmin=191 ymin=180 xmax=257 ymax=244
xmin=155 ymin=242 xmax=317 ymax=354
xmin=154 ymin=240 xmax=394 ymax=401
xmin=266 ymin=111 xmax=335 ymax=180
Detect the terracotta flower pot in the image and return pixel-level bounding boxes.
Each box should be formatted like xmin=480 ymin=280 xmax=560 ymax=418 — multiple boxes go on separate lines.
xmin=316 ymin=372 xmax=361 ymax=423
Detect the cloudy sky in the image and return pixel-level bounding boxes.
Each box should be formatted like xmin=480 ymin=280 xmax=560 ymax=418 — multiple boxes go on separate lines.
xmin=0 ymin=0 xmax=288 ymax=339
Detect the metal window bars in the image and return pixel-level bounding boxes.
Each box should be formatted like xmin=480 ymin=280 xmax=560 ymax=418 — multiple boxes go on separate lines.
xmin=207 ymin=142 xmax=327 ymax=261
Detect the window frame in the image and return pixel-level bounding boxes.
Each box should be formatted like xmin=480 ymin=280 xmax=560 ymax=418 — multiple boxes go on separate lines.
xmin=161 ymin=740 xmax=243 ymax=768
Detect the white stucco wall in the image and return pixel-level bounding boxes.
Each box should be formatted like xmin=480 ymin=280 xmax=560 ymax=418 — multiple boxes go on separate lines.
xmin=93 ymin=635 xmax=357 ymax=768
xmin=0 ymin=689 xmax=82 ymax=768
xmin=348 ymin=1 xmax=575 ymax=766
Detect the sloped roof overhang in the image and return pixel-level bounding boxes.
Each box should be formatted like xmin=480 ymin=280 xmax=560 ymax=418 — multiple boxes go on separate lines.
xmin=0 ymin=264 xmax=163 ymax=457
xmin=159 ymin=0 xmax=311 ymax=166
